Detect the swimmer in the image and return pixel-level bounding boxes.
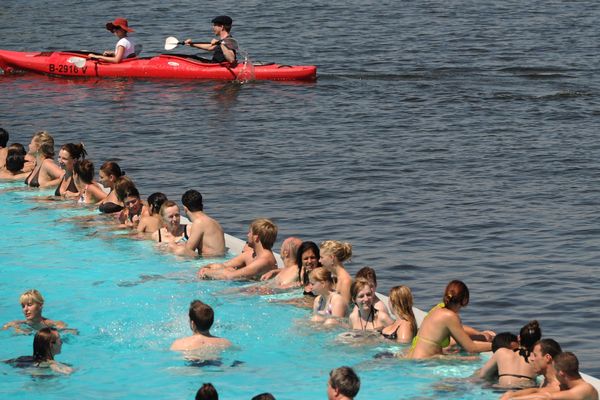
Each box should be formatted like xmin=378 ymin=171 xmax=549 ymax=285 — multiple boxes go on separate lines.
xmin=477 ymin=320 xmax=541 ymax=388
xmin=0 ymin=143 xmax=30 ymax=180
xmin=152 ymin=201 xmax=189 ymax=244
xmin=348 ymin=278 xmax=393 ymax=332
xmin=499 ymin=339 xmax=563 ymax=399
xmin=170 ymin=300 xmax=231 ymax=353
xmin=2 ymin=289 xmax=74 ymax=334
xmin=97 ymin=161 xmax=125 ymax=213
xmin=298 ymin=241 xmax=321 ymax=294
xmin=169 ymin=190 xmax=226 ymax=257
xmin=408 ymin=280 xmax=493 ymax=359
xmin=4 ymin=327 xmax=73 ymax=374
xmin=198 ymin=218 xmax=277 ymax=281
xmin=259 ymin=236 xmax=303 ymax=288
xmin=355 ymin=266 xmax=390 ymax=314
xmin=319 ymin=240 xmax=353 ymax=306
xmin=136 ymin=192 xmax=167 ymax=234
xmin=24 ymin=131 xmax=64 ymax=188
xmin=116 ymin=180 xmax=148 ymax=228
xmin=547 ymin=352 xmax=598 ymax=400
xmin=195 ymin=383 xmax=219 ymax=400
xmin=73 ymin=159 xmax=107 ymax=204
xmin=309 ymin=267 xmax=347 ymax=325
xmin=380 ymin=285 xmax=417 ymax=344
xmin=55 ymin=143 xmax=87 ymax=198
xmin=492 ymin=332 xmax=520 ymax=353
xmin=0 ymin=127 xmax=9 ymax=169
xmin=327 ymin=366 xmax=361 ymax=400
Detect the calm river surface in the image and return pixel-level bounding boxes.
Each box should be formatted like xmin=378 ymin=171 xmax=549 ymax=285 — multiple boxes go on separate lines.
xmin=1 ymin=0 xmax=600 ymax=377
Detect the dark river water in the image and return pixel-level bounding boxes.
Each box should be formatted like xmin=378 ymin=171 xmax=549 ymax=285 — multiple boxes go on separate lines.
xmin=1 ymin=0 xmax=600 ymax=377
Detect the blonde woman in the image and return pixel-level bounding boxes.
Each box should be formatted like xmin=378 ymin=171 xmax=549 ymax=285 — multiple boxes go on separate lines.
xmin=2 ymin=290 xmax=69 ymax=334
xmin=24 ymin=131 xmax=63 ymax=188
xmin=348 ymin=279 xmax=393 ymax=332
xmin=319 ymin=240 xmax=353 ymax=305
xmin=381 ymin=286 xmax=417 ymax=344
xmin=309 ymin=267 xmax=347 ymax=325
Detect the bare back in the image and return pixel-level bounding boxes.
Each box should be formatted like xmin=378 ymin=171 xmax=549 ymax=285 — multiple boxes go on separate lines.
xmin=188 ymin=212 xmax=226 ymax=256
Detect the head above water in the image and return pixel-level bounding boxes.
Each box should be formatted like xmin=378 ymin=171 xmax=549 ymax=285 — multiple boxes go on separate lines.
xmin=181 ymin=189 xmax=203 ymax=212
xmin=6 ymin=152 xmax=25 ymax=173
xmin=0 ymin=127 xmax=8 ymax=147
xmin=355 ymin=266 xmax=377 ymax=288
xmin=249 ymin=218 xmax=278 ymax=250
xmin=20 ymin=289 xmax=44 ymax=306
xmin=73 ymin=159 xmax=95 ymax=184
xmin=297 ymin=241 xmax=321 ymax=285
xmin=147 ymin=192 xmax=168 ymax=215
xmin=320 ymin=240 xmax=352 ymax=263
xmin=328 ymin=366 xmax=360 ymax=399
xmin=100 ymin=161 xmax=124 ymax=179
xmin=115 ymin=176 xmax=138 ymax=202
xmin=60 ymin=142 xmax=87 ymax=161
xmin=492 ymin=332 xmax=519 ymax=353
xmin=280 ymin=236 xmax=302 ymax=262
xmin=442 ymin=279 xmax=469 ymax=308
xmin=33 ymin=131 xmax=55 ymax=158
xmin=519 ymin=320 xmax=542 ymax=351
xmin=189 ymin=300 xmax=214 ymax=332
xmin=195 ymin=383 xmax=218 ymax=400
xmin=553 ymin=352 xmax=581 ymax=379
xmin=350 ymin=278 xmax=373 ymax=305
xmin=33 ymin=327 xmax=60 ymax=362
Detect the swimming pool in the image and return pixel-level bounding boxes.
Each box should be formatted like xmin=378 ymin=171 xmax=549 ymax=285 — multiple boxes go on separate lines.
xmin=0 ymin=182 xmax=500 ymax=399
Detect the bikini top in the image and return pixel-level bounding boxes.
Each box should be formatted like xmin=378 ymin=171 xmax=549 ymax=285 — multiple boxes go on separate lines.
xmin=54 ymin=175 xmax=78 ymax=197
xmin=157 ymin=224 xmax=189 ymax=243
xmin=24 ymin=164 xmax=41 ymax=187
xmin=381 ymin=325 xmax=400 ymax=341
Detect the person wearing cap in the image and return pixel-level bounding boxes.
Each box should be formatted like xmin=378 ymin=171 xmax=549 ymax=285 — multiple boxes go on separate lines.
xmin=184 ymin=16 xmax=236 ymax=63
xmin=88 ymin=18 xmax=136 ymax=63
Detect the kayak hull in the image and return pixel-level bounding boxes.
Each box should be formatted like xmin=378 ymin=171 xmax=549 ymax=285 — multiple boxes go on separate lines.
xmin=0 ymin=49 xmax=317 ymax=81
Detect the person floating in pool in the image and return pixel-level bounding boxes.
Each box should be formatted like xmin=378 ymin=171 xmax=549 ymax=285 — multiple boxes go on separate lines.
xmin=4 ymin=327 xmax=73 ymax=375
xmin=184 ymin=16 xmax=237 ymax=63
xmin=2 ymin=289 xmax=76 ymax=334
xmin=88 ymin=18 xmax=137 ymax=63
xmin=198 ymin=218 xmax=277 ymax=280
xmin=168 ymin=190 xmax=226 ymax=257
xmin=170 ymin=300 xmax=231 ymax=353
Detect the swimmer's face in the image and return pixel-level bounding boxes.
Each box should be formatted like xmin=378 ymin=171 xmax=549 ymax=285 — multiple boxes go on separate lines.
xmin=319 ymin=251 xmax=334 ymax=269
xmin=28 ymin=138 xmax=40 ymax=154
xmin=51 ymin=331 xmax=62 ymax=356
xmin=530 ymin=344 xmax=548 ymax=374
xmin=246 ymin=229 xmax=257 ymax=248
xmin=327 ymin=378 xmax=336 ymax=400
xmin=162 ymin=205 xmax=181 ymax=229
xmin=21 ymin=300 xmax=42 ymax=321
xmin=354 ymin=286 xmax=374 ymax=309
xmin=301 ymin=249 xmax=318 ymax=269
xmin=310 ymin=280 xmax=325 ymax=296
xmin=124 ymin=196 xmax=142 ymax=214
xmin=58 ymin=149 xmax=74 ymax=171
xmin=99 ymin=170 xmax=112 ymax=187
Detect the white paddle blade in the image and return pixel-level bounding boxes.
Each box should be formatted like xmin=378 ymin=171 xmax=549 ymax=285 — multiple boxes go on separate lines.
xmin=164 ymin=36 xmax=180 ymax=51
xmin=67 ymin=56 xmax=86 ymax=68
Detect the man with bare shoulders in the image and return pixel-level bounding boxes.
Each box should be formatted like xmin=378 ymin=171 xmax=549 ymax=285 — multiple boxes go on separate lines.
xmin=545 ymin=352 xmax=598 ymax=400
xmin=198 ymin=218 xmax=278 ymax=280
xmin=170 ymin=300 xmax=231 ymax=352
xmin=500 ymin=339 xmax=563 ymax=400
xmin=260 ymin=236 xmax=302 ymax=288
xmin=170 ymin=190 xmax=225 ymax=257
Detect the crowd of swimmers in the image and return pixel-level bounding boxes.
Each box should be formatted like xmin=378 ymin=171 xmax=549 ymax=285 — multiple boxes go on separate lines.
xmin=0 ymin=127 xmax=598 ymax=400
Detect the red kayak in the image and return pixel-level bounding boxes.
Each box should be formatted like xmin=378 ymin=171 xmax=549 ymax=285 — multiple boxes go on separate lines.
xmin=0 ymin=49 xmax=317 ymax=81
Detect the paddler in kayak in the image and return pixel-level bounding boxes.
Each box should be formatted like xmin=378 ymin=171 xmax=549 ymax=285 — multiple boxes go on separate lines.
xmin=184 ymin=15 xmax=237 ymax=63
xmin=88 ymin=18 xmax=136 ymax=63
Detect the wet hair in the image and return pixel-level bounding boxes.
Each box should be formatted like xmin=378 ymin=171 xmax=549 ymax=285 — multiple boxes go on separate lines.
xmin=73 ymin=159 xmax=95 ymax=184
xmin=0 ymin=128 xmax=8 ymax=147
xmin=195 ymin=383 xmax=218 ymax=400
xmin=100 ymin=161 xmax=124 ymax=178
xmin=115 ymin=176 xmax=138 ymax=202
xmin=33 ymin=327 xmax=57 ymax=362
xmin=147 ymin=192 xmax=168 ymax=215
xmin=518 ymin=320 xmax=542 ymax=362
xmin=320 ymin=240 xmax=352 ymax=262
xmin=309 ymin=267 xmax=334 ymax=286
xmin=492 ymin=332 xmax=518 ymax=353
xmin=60 ymin=142 xmax=87 ymax=161
xmin=159 ymin=200 xmax=179 ymax=217
xmin=7 ymin=143 xmax=26 ymax=156
xmin=535 ymin=338 xmax=562 ymax=359
xmin=251 ymin=394 xmax=275 ymax=400
xmin=189 ymin=300 xmax=214 ymax=332
xmin=350 ymin=278 xmax=373 ymax=304
xmin=388 ymin=285 xmax=417 ymax=338
xmin=249 ymin=218 xmax=278 ymax=250
xmin=443 ymin=280 xmax=469 ymax=307
xmin=181 ymin=189 xmax=203 ymax=212
xmin=6 ymin=152 xmax=25 ymax=173
xmin=33 ymin=131 xmax=55 ymax=158
xmin=280 ymin=237 xmax=302 ymax=263
xmin=355 ymin=266 xmax=377 ymax=288
xmin=329 ymin=366 xmax=360 ymax=398
xmin=297 ymin=241 xmax=321 ymax=286
xmin=20 ymin=289 xmax=44 ymax=306
xmin=553 ymin=352 xmax=581 ymax=378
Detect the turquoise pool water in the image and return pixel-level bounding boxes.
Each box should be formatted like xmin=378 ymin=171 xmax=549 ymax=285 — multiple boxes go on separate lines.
xmin=0 ymin=183 xmax=497 ymax=399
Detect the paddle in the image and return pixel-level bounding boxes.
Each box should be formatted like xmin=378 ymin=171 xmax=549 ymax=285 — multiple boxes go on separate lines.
xmin=164 ymin=36 xmax=239 ymax=51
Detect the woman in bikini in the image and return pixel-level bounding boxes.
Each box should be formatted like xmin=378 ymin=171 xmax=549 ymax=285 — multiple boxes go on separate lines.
xmin=2 ymin=289 xmax=70 ymax=334
xmin=381 ymin=285 xmax=417 ymax=344
xmin=408 ymin=280 xmax=493 ymax=359
xmin=152 ymin=200 xmax=189 ymax=244
xmin=309 ymin=267 xmax=347 ymax=325
xmin=136 ymin=192 xmax=168 ymax=234
xmin=73 ymin=159 xmax=107 ymax=205
xmin=4 ymin=327 xmax=73 ymax=374
xmin=477 ymin=320 xmax=541 ymax=388
xmin=97 ymin=161 xmax=125 ymax=213
xmin=348 ymin=278 xmax=393 ymax=332
xmin=319 ymin=240 xmax=353 ymax=306
xmin=24 ymin=131 xmax=64 ymax=188
xmin=55 ymin=143 xmax=87 ymax=198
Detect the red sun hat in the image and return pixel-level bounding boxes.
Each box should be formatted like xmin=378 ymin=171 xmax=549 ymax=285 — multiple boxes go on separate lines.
xmin=106 ymin=18 xmax=134 ymax=32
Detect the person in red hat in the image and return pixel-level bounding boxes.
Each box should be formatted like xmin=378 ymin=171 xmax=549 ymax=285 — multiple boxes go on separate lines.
xmin=88 ymin=18 xmax=136 ymax=63
xmin=184 ymin=15 xmax=236 ymax=63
